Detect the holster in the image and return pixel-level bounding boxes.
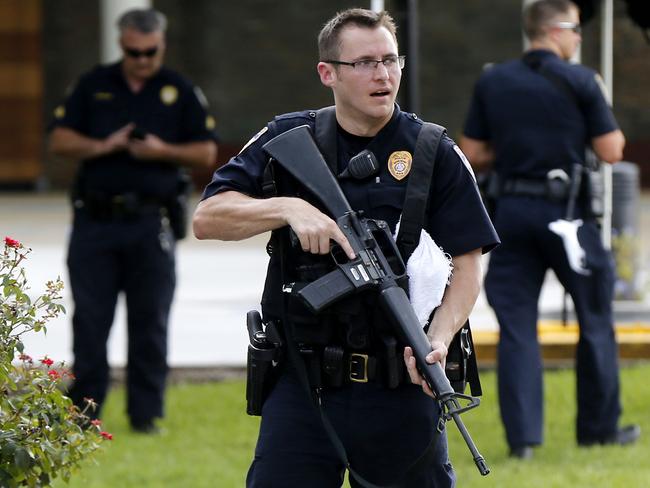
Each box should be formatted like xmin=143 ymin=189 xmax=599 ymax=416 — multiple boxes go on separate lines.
xmin=245 ymin=313 xmax=282 ymax=416
xmin=583 ymin=166 xmax=605 ymax=218
xmin=166 ymin=172 xmax=193 ymax=240
xmin=445 ymin=321 xmax=482 ymax=396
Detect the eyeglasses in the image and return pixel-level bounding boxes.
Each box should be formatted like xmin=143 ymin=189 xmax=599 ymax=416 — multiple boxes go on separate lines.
xmin=123 ymin=46 xmax=159 ymax=58
xmin=551 ymin=22 xmax=581 ymax=34
xmin=324 ymin=55 xmax=405 ymax=73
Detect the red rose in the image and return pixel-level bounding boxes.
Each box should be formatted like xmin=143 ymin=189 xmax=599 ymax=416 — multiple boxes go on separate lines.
xmin=40 ymin=357 xmax=54 ymax=366
xmin=48 ymin=370 xmax=60 ymax=379
xmin=100 ymin=431 xmax=113 ymax=440
xmin=4 ymin=237 xmax=20 ymax=248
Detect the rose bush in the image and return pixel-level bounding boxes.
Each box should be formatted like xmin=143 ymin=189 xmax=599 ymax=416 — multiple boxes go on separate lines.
xmin=1 ymin=237 xmax=110 ymax=487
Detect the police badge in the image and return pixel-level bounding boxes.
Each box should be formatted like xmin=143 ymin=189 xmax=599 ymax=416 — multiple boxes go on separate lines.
xmin=388 ymin=150 xmax=412 ymax=181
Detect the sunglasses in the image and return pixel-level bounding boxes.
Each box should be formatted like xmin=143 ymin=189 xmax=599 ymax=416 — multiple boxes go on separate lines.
xmin=552 ymin=22 xmax=581 ymax=34
xmin=124 ymin=46 xmax=159 ymax=58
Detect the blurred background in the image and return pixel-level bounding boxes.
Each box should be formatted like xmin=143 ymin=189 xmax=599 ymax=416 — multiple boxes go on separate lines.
xmin=2 ymin=0 xmax=649 ymax=191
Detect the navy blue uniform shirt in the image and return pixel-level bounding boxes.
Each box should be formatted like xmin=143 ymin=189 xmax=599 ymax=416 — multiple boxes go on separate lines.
xmin=203 ymin=106 xmax=498 ymax=257
xmin=463 ymin=49 xmax=618 ymax=179
xmin=51 ymin=62 xmax=219 ymax=198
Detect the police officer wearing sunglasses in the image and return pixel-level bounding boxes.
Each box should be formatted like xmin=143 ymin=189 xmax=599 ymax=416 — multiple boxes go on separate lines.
xmin=461 ymin=0 xmax=640 ymax=459
xmin=48 ymin=8 xmax=218 ymax=433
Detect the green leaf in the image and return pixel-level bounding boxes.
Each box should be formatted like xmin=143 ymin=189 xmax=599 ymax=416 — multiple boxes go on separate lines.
xmin=1 ymin=441 xmax=17 ymax=458
xmin=13 ymin=447 xmax=31 ymax=470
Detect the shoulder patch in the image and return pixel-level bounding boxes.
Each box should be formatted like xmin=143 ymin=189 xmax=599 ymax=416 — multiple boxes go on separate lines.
xmin=453 ymin=145 xmax=476 ymax=182
xmin=53 ymin=105 xmax=65 ymax=119
xmin=238 ymin=126 xmax=268 ymax=155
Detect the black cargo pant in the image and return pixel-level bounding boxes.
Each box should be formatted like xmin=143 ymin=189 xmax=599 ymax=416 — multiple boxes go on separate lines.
xmin=246 ymin=370 xmax=455 ymax=487
xmin=486 ymin=195 xmax=621 ymax=448
xmin=67 ymin=208 xmax=175 ymax=422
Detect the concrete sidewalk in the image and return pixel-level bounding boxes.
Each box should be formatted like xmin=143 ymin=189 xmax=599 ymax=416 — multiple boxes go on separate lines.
xmin=2 ymin=192 xmax=649 ymax=371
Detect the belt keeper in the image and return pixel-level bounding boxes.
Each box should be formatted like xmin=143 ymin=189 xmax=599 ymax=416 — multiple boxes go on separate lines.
xmin=300 ymin=347 xmax=322 ymax=388
xmin=379 ymin=335 xmax=401 ymax=389
xmin=322 ymin=346 xmax=344 ymax=387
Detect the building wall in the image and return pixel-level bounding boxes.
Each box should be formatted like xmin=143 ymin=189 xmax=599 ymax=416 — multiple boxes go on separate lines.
xmin=41 ymin=0 xmax=650 ymax=189
xmin=0 ymin=0 xmax=43 ymax=187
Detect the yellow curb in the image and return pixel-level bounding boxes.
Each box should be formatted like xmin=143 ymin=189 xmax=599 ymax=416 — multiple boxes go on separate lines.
xmin=472 ymin=321 xmax=650 ymax=365
xmin=472 ymin=321 xmax=650 ymax=345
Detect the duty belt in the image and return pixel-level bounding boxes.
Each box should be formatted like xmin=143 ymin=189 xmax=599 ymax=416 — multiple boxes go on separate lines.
xmin=502 ymin=169 xmax=571 ymax=202
xmin=75 ymin=192 xmax=168 ymax=220
xmin=299 ymin=346 xmax=405 ymax=389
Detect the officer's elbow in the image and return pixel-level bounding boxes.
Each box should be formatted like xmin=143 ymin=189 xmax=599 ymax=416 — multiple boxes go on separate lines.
xmin=192 ymin=210 xmax=211 ymax=240
xmin=201 ymin=142 xmax=218 ymax=171
xmin=592 ymin=130 xmax=625 ymax=164
xmin=47 ymin=133 xmax=65 ymax=158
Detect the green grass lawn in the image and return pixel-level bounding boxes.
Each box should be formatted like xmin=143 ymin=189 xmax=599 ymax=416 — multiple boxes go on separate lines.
xmin=57 ymin=363 xmax=650 ymax=488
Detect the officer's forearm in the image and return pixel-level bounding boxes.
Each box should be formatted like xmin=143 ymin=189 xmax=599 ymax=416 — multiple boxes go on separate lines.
xmin=427 ymin=249 xmax=482 ymax=347
xmin=459 ymin=136 xmax=494 ymax=171
xmin=48 ymin=127 xmax=110 ymax=161
xmin=193 ymin=191 xmax=292 ymax=241
xmin=157 ymin=140 xmax=217 ymax=170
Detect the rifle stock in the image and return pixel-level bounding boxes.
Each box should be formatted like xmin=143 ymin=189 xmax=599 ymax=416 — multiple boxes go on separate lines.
xmin=262 ymin=125 xmax=490 ymax=476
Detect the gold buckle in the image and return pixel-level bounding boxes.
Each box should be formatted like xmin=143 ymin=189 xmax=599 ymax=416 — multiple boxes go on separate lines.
xmin=349 ymin=353 xmax=369 ymax=383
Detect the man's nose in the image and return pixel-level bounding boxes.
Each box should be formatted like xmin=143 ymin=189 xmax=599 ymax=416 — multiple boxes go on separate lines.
xmin=373 ymin=62 xmax=390 ymax=80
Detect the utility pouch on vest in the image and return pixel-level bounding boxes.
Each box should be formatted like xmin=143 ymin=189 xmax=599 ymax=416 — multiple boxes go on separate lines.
xmin=245 ymin=311 xmax=281 ymax=416
xmin=167 ymin=172 xmax=193 ymax=240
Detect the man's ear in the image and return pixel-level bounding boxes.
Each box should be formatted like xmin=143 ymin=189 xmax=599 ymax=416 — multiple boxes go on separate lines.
xmin=317 ymin=62 xmax=336 ymax=87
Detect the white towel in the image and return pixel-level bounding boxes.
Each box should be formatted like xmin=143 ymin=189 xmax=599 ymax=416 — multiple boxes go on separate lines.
xmin=394 ymin=222 xmax=453 ymax=327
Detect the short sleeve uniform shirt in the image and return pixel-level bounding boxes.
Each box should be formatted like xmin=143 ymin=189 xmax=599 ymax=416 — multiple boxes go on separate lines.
xmin=51 ymin=62 xmax=219 ymax=198
xmin=203 ymin=106 xmax=498 ymax=257
xmin=463 ymin=50 xmax=618 ymax=179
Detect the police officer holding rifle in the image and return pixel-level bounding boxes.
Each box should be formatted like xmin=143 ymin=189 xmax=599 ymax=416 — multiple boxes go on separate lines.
xmin=195 ymin=8 xmax=498 ymax=487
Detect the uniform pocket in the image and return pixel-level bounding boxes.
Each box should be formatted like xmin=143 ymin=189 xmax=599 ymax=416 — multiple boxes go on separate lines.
xmin=367 ymin=185 xmax=406 ymax=226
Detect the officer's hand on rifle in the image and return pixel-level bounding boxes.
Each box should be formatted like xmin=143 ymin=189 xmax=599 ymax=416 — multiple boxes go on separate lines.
xmin=404 ymin=341 xmax=448 ymax=398
xmin=284 ymin=198 xmax=355 ymax=259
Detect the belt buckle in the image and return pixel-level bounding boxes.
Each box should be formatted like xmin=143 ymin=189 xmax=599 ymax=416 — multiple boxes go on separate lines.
xmin=349 ymin=353 xmax=369 ymax=383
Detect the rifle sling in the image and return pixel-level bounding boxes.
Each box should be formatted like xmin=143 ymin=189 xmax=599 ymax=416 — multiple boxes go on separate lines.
xmin=396 ymin=122 xmax=445 ymax=261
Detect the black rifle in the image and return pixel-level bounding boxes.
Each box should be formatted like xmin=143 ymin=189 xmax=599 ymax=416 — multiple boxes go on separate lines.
xmin=262 ymin=125 xmax=490 ymax=476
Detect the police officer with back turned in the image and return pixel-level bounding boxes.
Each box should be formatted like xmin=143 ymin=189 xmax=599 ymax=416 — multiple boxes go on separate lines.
xmin=48 ymin=8 xmax=218 ymax=433
xmin=461 ymin=0 xmax=639 ymax=460
xmin=194 ymin=8 xmax=498 ymax=487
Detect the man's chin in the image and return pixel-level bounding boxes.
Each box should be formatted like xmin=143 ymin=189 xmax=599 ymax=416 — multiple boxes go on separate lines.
xmin=367 ymin=100 xmax=394 ymax=118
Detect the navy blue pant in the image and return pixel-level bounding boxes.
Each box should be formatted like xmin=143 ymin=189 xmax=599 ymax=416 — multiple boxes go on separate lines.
xmin=485 ymin=196 xmax=621 ymax=448
xmin=67 ymin=209 xmax=175 ymax=421
xmin=246 ymin=371 xmax=455 ymax=488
